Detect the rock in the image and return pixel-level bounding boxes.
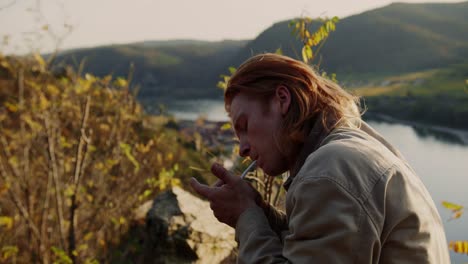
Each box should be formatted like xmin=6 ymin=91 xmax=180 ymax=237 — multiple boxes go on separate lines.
xmin=134 ymin=186 xmax=237 ymax=263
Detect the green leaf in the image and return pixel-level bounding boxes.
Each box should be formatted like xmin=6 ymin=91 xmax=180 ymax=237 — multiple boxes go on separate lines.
xmin=301 ymin=46 xmax=313 ymax=63
xmin=51 ymin=246 xmax=72 ymax=264
xmin=119 ymin=143 xmax=140 ymax=173
xmin=142 ymin=189 xmax=152 ymax=198
xmin=1 ymin=246 xmax=18 ymax=260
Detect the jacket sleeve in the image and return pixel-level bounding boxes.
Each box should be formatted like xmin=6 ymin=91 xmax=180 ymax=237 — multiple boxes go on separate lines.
xmin=235 ymin=177 xmax=367 ymax=264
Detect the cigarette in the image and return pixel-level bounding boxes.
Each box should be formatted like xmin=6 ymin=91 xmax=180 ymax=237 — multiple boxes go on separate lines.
xmin=240 ymin=160 xmax=257 ymax=179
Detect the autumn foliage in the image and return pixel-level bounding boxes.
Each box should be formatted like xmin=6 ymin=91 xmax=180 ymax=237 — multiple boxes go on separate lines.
xmin=0 ymin=53 xmax=209 ymax=263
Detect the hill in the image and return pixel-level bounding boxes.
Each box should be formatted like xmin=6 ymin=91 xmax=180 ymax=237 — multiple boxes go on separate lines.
xmin=230 ymin=1 xmax=468 ymax=76
xmin=352 ymin=62 xmax=468 ymax=130
xmin=54 ymin=40 xmax=248 ymax=99
xmin=52 ymin=1 xmax=468 ymax=102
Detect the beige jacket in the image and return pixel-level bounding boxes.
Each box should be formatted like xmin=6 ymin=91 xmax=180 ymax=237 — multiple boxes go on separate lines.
xmin=235 ymin=121 xmax=450 ymax=263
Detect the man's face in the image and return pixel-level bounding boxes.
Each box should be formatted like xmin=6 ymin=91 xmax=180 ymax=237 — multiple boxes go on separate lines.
xmin=230 ymin=92 xmax=290 ymax=176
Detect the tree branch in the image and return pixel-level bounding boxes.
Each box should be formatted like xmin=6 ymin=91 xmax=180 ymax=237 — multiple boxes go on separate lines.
xmin=44 ymin=113 xmax=67 ymax=249
xmin=68 ymin=95 xmax=91 ymax=262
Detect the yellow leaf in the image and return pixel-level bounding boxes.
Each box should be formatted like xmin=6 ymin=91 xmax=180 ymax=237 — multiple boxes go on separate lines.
xmin=0 ymin=216 xmax=13 ymax=229
xmin=64 ymin=186 xmax=74 ymax=197
xmin=220 ymin=122 xmax=232 ymax=131
xmin=4 ymin=102 xmax=18 ymax=112
xmin=84 ymin=232 xmax=94 ymax=241
xmin=47 ymin=84 xmax=60 ymax=96
xmin=8 ymin=156 xmax=18 ymax=167
xmin=0 ymin=59 xmax=11 ymax=69
xmin=99 ymin=123 xmax=110 ymax=132
xmin=452 ymin=210 xmax=463 ymax=220
xmin=77 ymin=244 xmax=88 ymax=252
xmin=166 ymin=152 xmax=173 ymax=162
xmin=94 ymin=162 xmax=105 ymax=171
xmin=449 ymin=240 xmax=468 ymax=255
xmin=59 ymin=136 xmax=73 ymax=148
xmin=1 ymin=246 xmax=18 ymax=260
xmin=34 ymin=53 xmax=46 ymax=67
xmin=301 ymin=46 xmax=313 ymax=63
xmin=85 ymin=73 xmax=96 ymax=82
xmin=139 ymin=140 xmax=154 ymax=153
xmin=442 ymin=201 xmax=463 ymax=211
xmin=141 ymin=189 xmax=152 ymax=198
xmin=41 ymin=24 xmax=49 ymax=31
xmin=39 ymin=94 xmax=50 ymax=110
xmin=171 ymin=178 xmax=181 ymax=187
xmin=102 ymin=75 xmax=112 ymax=85
xmin=114 ymin=77 xmax=128 ymax=87
xmin=157 ymin=153 xmax=162 ymax=164
xmin=88 ymin=145 xmax=97 ymax=152
xmin=98 ymin=239 xmax=106 ymax=247
xmin=23 ymin=116 xmax=42 ymax=131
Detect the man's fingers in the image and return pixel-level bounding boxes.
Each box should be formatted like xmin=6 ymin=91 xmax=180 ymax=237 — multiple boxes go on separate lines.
xmin=213 ymin=179 xmax=224 ymax=187
xmin=211 ymin=163 xmax=236 ymax=184
xmin=190 ymin=177 xmax=215 ymax=200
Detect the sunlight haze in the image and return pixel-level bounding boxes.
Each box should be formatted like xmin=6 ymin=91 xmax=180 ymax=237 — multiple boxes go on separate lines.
xmin=0 ymin=0 xmax=463 ymax=54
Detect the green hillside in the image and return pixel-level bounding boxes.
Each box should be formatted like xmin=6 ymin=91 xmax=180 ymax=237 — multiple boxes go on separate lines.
xmin=230 ymin=1 xmax=468 ymax=76
xmin=352 ymin=61 xmax=468 ymax=129
xmin=54 ymin=40 xmax=248 ymax=99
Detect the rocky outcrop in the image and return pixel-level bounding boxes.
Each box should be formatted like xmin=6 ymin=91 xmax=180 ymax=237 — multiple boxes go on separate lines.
xmin=134 ymin=186 xmax=237 ymax=263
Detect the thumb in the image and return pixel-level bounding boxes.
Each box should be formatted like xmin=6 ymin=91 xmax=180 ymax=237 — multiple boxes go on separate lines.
xmin=211 ymin=163 xmax=236 ymax=185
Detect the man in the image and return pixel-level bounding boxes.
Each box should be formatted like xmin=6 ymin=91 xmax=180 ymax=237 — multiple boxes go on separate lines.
xmin=190 ymin=53 xmax=450 ymax=263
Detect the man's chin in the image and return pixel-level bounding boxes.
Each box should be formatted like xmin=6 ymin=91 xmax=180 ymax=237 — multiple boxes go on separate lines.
xmin=261 ymin=166 xmax=287 ymax=177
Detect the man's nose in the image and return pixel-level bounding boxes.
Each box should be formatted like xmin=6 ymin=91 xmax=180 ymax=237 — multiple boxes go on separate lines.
xmin=239 ymin=141 xmax=250 ymax=157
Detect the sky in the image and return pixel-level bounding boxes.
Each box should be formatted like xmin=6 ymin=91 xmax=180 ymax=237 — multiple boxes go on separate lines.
xmin=0 ymin=0 xmax=463 ymax=54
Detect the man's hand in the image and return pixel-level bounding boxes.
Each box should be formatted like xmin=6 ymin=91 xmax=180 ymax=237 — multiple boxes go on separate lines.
xmin=190 ymin=163 xmax=259 ymax=227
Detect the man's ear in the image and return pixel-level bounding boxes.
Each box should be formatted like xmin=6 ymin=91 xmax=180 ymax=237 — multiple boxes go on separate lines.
xmin=275 ymin=85 xmax=291 ymax=115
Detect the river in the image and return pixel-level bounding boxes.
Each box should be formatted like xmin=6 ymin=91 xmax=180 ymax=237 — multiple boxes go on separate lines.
xmin=146 ymin=99 xmax=468 ymax=262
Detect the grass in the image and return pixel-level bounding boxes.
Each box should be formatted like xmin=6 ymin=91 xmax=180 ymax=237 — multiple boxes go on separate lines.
xmin=346 ymin=62 xmax=468 ymax=130
xmin=350 ymin=64 xmax=468 ymax=98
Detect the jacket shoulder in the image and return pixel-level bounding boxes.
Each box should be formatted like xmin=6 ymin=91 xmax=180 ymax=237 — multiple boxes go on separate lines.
xmin=295 ymin=128 xmax=401 ymax=198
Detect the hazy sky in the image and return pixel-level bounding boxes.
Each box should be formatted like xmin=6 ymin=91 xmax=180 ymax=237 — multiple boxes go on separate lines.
xmin=0 ymin=0 xmax=463 ymax=54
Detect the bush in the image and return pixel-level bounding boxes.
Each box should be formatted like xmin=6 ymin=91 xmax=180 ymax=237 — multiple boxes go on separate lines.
xmin=0 ymin=53 xmax=208 ymax=263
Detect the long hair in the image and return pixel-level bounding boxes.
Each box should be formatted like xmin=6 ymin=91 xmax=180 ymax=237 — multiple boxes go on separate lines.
xmin=225 ymin=53 xmax=361 ymax=146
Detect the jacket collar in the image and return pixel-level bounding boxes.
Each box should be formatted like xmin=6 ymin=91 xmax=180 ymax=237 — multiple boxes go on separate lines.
xmin=283 ymin=115 xmax=336 ymax=191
